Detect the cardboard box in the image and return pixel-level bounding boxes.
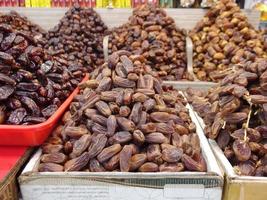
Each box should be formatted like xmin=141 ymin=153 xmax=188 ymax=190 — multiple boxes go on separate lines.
xmin=19 ymin=104 xmax=223 ymax=200
xmin=209 ymin=140 xmax=267 ymax=200
xmin=0 ymin=147 xmax=33 ymax=200
xmin=192 ymin=111 xmax=267 ymax=200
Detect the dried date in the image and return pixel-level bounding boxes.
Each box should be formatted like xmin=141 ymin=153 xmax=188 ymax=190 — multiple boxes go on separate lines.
xmin=39 ymin=163 xmax=63 ymax=172
xmin=64 ymin=152 xmax=89 ymax=171
xmin=109 ymin=5 xmax=188 ymax=81
xmin=0 ymin=19 xmax=84 ymax=125
xmin=39 ymin=53 xmax=205 ymax=173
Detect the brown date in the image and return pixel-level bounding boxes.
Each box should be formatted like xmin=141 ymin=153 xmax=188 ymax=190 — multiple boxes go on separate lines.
xmin=108 ymin=5 xmax=188 ymax=81
xmin=97 ymin=144 xmax=122 ymax=163
xmin=120 ymin=145 xmax=133 ymax=172
xmin=41 ymin=153 xmax=67 ymax=164
xmin=0 ymin=13 xmax=85 ymax=125
xmin=39 ymin=52 xmax=205 ymax=173
xmin=139 ymin=162 xmax=159 ymax=172
xmin=64 ymin=152 xmax=90 ymax=171
xmin=39 ymin=163 xmax=63 ymax=172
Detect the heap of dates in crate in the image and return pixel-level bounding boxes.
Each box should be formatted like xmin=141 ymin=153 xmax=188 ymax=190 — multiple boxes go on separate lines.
xmin=186 ymin=58 xmax=267 ymax=177
xmin=39 ymin=51 xmax=207 ymax=173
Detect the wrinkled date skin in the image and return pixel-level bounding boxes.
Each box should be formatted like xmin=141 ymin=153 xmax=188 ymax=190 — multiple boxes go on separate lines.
xmin=44 ymin=5 xmax=108 ymax=72
xmin=190 ymin=0 xmax=267 ymax=82
xmin=0 ymin=11 xmax=46 ymax=39
xmin=39 ymin=52 xmax=206 ymax=173
xmin=187 ymin=58 xmax=267 ymax=176
xmin=108 ymin=5 xmax=190 ymax=81
xmin=0 ymin=18 xmax=84 ymax=125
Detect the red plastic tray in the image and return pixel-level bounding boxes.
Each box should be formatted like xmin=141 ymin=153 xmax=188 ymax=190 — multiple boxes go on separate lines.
xmin=0 ymin=74 xmax=89 ymax=146
xmin=0 ymin=147 xmax=28 ymax=180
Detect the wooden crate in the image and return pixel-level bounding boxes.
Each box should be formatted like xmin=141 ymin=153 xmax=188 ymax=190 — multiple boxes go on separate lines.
xmin=0 ymin=148 xmax=33 ymax=200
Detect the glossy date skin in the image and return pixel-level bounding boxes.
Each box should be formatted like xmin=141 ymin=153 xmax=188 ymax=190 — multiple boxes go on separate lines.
xmin=0 ymin=23 xmax=83 ymax=125
xmin=39 ymin=52 xmax=206 ymax=173
xmin=189 ymin=0 xmax=267 ymax=82
xmin=0 ymin=11 xmax=46 ymax=40
xmin=186 ymin=58 xmax=267 ymax=177
xmin=43 ymin=5 xmax=108 ymax=72
xmin=108 ymin=5 xmax=190 ymax=81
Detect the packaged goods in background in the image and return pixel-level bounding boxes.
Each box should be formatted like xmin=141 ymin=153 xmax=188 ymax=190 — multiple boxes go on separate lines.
xmin=91 ymin=0 xmax=96 ymax=7
xmin=64 ymin=0 xmax=71 ymax=7
xmin=186 ymin=57 xmax=267 ymax=177
xmin=4 ymin=0 xmax=10 ymax=6
xmin=25 ymin=0 xmax=31 ymax=7
xmin=96 ymin=0 xmax=110 ymax=7
xmin=190 ymin=0 xmax=267 ymax=82
xmin=84 ymin=0 xmax=89 ymax=7
xmin=131 ymin=0 xmax=158 ymax=7
xmin=47 ymin=0 xmax=51 ymax=7
xmin=38 ymin=51 xmax=207 ymax=173
xmin=82 ymin=0 xmax=95 ymax=7
xmin=77 ymin=0 xmax=84 ymax=7
xmin=131 ymin=0 xmax=139 ymax=7
xmin=159 ymin=0 xmax=173 ymax=8
xmin=201 ymin=0 xmax=218 ymax=8
xmin=180 ymin=0 xmax=195 ymax=8
xmin=109 ymin=5 xmax=190 ymax=81
xmin=19 ymin=0 xmax=25 ymax=6
xmin=51 ymin=0 xmax=58 ymax=7
xmin=10 ymin=0 xmax=19 ymax=6
xmin=57 ymin=0 xmax=64 ymax=7
xmin=125 ymin=0 xmax=131 ymax=8
xmin=44 ymin=5 xmax=108 ymax=72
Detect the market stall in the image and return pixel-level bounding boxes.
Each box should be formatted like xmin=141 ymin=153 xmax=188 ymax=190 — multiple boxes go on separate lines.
xmin=0 ymin=1 xmax=266 ymax=200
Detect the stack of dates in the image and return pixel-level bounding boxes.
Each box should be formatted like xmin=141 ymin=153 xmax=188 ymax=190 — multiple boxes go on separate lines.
xmin=186 ymin=58 xmax=267 ymax=176
xmin=44 ymin=5 xmax=108 ymax=72
xmin=109 ymin=5 xmax=189 ymax=81
xmin=39 ymin=51 xmax=207 ymax=172
xmin=0 ymin=25 xmax=83 ymax=125
xmin=190 ymin=0 xmax=267 ymax=82
xmin=0 ymin=11 xmax=46 ymax=40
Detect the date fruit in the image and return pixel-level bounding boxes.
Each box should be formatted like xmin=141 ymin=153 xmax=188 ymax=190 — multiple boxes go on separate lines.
xmin=108 ymin=5 xmax=190 ymax=81
xmin=39 ymin=52 xmax=206 ymax=173
xmin=188 ymin=57 xmax=267 ymax=176
xmin=190 ymin=0 xmax=267 ymax=82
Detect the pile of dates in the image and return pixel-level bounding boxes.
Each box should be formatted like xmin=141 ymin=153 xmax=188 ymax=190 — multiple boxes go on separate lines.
xmin=38 ymin=51 xmax=206 ymax=172
xmin=189 ymin=0 xmax=267 ymax=82
xmin=0 ymin=11 xmax=46 ymax=40
xmin=186 ymin=58 xmax=267 ymax=176
xmin=44 ymin=5 xmax=108 ymax=72
xmin=0 ymin=25 xmax=83 ymax=125
xmin=109 ymin=5 xmax=189 ymax=81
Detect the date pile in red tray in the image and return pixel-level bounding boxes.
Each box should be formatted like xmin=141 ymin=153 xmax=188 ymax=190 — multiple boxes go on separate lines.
xmin=0 ymin=75 xmax=88 ymax=146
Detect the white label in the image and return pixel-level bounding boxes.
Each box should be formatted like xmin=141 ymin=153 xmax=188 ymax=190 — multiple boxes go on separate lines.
xmin=21 ymin=185 xmax=110 ymax=200
xmin=21 ymin=183 xmax=221 ymax=200
xmin=164 ymin=184 xmax=204 ymax=198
